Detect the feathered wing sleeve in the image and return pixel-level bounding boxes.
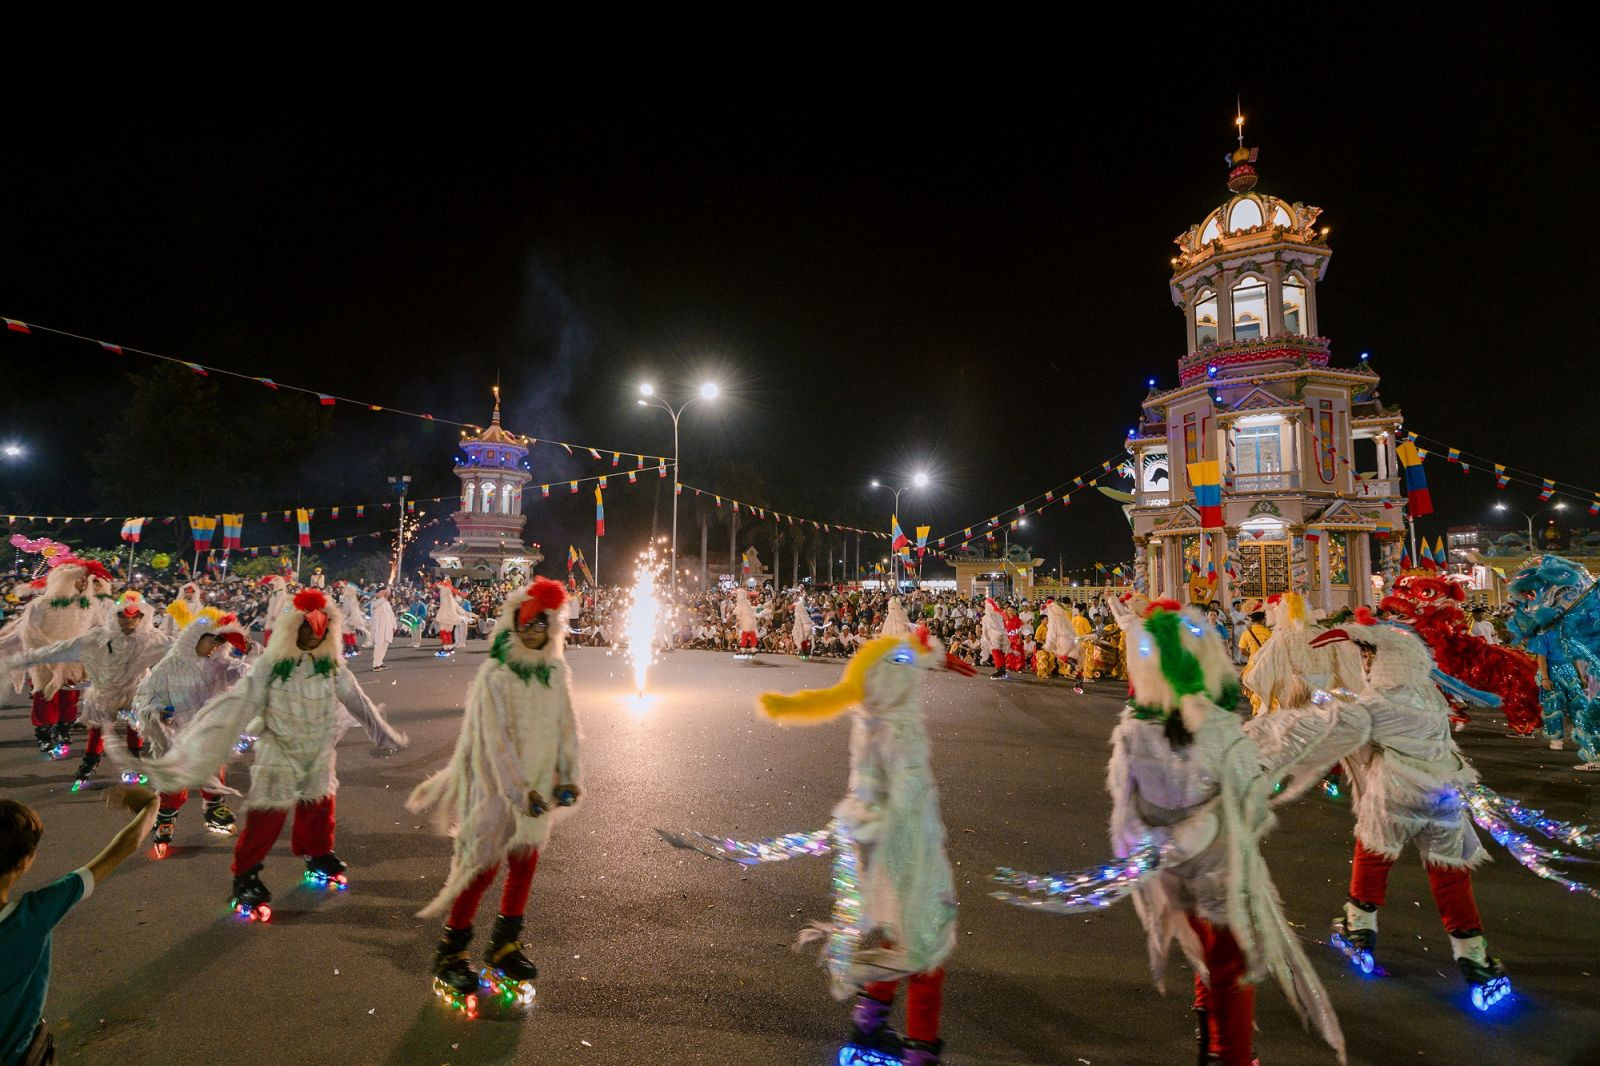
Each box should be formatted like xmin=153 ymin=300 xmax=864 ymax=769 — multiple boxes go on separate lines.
xmin=141 ymin=667 xmax=264 ymax=794
xmin=336 ymin=665 xmax=407 ymax=749
xmin=1246 ymin=699 xmax=1374 ymax=804
xmin=1105 ymin=718 xmax=1146 ymax=858
xmin=4 ymin=632 xmax=94 ymax=669
xmin=553 ymin=664 xmax=580 ymax=786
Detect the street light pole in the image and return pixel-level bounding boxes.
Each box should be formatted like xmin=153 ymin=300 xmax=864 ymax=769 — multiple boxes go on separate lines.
xmin=639 ymin=382 xmax=719 ymax=598
xmin=870 ymin=472 xmax=930 ymax=592
xmin=1494 ymin=501 xmax=1565 ymax=559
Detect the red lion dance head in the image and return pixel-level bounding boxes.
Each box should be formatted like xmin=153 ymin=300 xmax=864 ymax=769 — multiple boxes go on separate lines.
xmin=1380 ymin=573 xmax=1467 ymax=629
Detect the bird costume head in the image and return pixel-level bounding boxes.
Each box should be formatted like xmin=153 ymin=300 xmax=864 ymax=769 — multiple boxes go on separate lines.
xmin=263 ymin=588 xmax=342 ymax=660
xmin=1310 ymin=608 xmax=1436 ymax=693
xmin=1266 ymin=591 xmax=1310 ymax=630
xmin=489 ymin=577 xmax=569 ymax=674
xmin=171 ymin=604 xmax=249 ymax=657
xmin=760 ymin=624 xmax=974 ymax=726
xmin=1125 ymin=600 xmax=1240 ymax=738
xmin=114 ymin=590 xmax=156 ymax=631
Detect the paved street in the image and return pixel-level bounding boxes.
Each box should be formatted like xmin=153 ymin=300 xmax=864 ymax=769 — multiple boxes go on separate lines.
xmin=4 ymin=645 xmax=1598 ymax=1066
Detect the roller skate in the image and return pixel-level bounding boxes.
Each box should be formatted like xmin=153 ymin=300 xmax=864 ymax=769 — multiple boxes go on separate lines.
xmin=480 ymin=914 xmax=537 ymax=1006
xmin=1452 ymin=934 xmax=1511 ymax=1010
xmin=71 ymin=751 xmax=102 ymax=792
xmin=900 ymin=1038 xmax=943 ymax=1066
xmin=837 ymin=991 xmax=901 ymax=1065
xmin=150 ymin=810 xmax=177 ymax=859
xmin=34 ymin=726 xmax=55 ymax=755
xmin=302 ymin=853 xmax=349 ymax=890
xmin=120 ymin=770 xmax=150 ymax=786
xmin=1331 ymin=900 xmax=1379 ymax=975
xmin=230 ymin=864 xmax=273 ymax=922
xmin=431 ymin=925 xmax=481 ymax=1016
xmin=203 ymin=801 xmax=237 ymax=835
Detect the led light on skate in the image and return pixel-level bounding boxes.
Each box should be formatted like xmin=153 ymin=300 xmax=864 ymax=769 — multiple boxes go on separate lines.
xmin=71 ymin=779 xmax=85 ymax=793
xmin=433 ymin=980 xmax=480 ymax=1018
xmin=1330 ymin=930 xmax=1376 ymax=976
xmin=1470 ymin=976 xmax=1511 ymax=1011
xmin=233 ymin=902 xmax=272 ymax=923
xmin=480 ymin=970 xmax=536 ymax=1006
xmin=303 ymin=869 xmax=349 ymax=890
xmin=990 ymin=835 xmax=1169 ymax=914
xmin=234 ymin=734 xmax=257 ymax=754
xmin=120 ymin=771 xmax=149 ymax=785
xmin=838 ymin=1046 xmax=899 ymax=1066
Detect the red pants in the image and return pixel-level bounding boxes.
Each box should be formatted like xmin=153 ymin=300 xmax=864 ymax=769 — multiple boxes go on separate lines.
xmin=739 ymin=631 xmax=757 ymax=649
xmin=1349 ymin=843 xmax=1482 ymax=932
xmin=160 ymin=768 xmax=227 ymax=812
xmin=343 ymin=633 xmax=358 ymax=652
xmin=1187 ymin=914 xmax=1253 ymax=1065
xmin=862 ymin=968 xmax=945 ymax=1043
xmin=30 ymin=689 xmax=80 ymax=727
xmin=990 ymin=650 xmax=1006 ymax=670
xmin=440 ymin=629 xmax=455 ymax=647
xmin=232 ymin=796 xmax=336 ymax=874
xmin=86 ymin=724 xmax=143 ymax=757
xmin=446 ymin=848 xmax=540 ymax=930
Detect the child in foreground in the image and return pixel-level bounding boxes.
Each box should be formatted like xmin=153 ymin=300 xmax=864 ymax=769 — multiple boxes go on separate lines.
xmin=1 ymin=787 xmax=159 ymax=1065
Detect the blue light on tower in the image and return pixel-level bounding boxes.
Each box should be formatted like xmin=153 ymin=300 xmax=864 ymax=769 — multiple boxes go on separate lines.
xmin=1207 ymin=365 xmax=1218 ymax=378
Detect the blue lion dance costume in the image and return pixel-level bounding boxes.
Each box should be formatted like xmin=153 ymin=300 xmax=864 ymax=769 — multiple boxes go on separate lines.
xmin=1506 ymin=554 xmax=1600 ymax=769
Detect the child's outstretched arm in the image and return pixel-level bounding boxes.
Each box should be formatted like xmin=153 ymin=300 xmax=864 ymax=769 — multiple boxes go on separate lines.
xmin=86 ymin=787 xmax=159 ymax=885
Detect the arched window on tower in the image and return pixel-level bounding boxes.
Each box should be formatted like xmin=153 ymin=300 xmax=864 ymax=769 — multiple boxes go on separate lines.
xmin=482 ymin=481 xmax=497 ymax=514
xmin=1272 ymin=204 xmax=1292 ymax=228
xmin=1200 ymin=215 xmax=1221 ymax=245
xmin=1195 ymin=291 xmax=1219 ymax=348
xmin=463 ymin=481 xmax=476 ymax=513
xmin=1231 ymin=276 xmax=1268 ymax=341
xmin=1282 ymin=276 xmax=1307 ymax=335
xmin=503 ymin=486 xmax=515 ymax=514
xmin=1228 ymin=197 xmax=1263 ymax=232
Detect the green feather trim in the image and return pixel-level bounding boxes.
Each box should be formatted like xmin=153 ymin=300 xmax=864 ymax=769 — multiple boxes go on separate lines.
xmin=1142 ymin=610 xmax=1206 ymax=697
xmin=491 ymin=630 xmax=548 ymax=685
xmin=270 ymin=658 xmax=295 ymax=684
xmin=48 ymin=596 xmax=92 ymax=609
xmin=311 ymin=656 xmax=336 ymax=678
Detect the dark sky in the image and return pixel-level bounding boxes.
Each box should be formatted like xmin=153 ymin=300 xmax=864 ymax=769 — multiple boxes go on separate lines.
xmin=2 ymin=22 xmax=1594 ymax=577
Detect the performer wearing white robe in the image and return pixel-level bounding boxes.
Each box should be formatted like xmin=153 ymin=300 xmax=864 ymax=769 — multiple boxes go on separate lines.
xmin=880 ymin=596 xmax=912 ymax=638
xmin=369 ymin=587 xmax=398 ymax=671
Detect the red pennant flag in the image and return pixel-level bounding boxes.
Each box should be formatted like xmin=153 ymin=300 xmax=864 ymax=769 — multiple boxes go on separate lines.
xmin=317 ymin=394 xmax=336 ymax=406
xmin=4 ymin=318 xmax=31 ymax=333
xmin=100 ymin=341 xmax=122 ymax=354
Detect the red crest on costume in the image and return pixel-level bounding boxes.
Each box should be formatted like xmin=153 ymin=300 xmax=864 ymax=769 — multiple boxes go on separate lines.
xmin=293 ymin=589 xmax=330 ymax=637
xmin=517 ymin=577 xmax=567 ymax=627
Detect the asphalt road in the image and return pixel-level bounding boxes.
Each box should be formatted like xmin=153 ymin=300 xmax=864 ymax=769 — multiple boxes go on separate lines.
xmin=4 ymin=644 xmax=1598 ymax=1066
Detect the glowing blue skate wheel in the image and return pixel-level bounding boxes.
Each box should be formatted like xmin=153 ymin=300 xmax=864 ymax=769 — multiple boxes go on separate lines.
xmin=1356 ymin=950 xmax=1374 ymax=975
xmin=838 ymin=1047 xmax=900 ymax=1066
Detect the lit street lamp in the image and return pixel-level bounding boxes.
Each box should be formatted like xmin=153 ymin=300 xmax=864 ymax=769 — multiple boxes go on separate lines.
xmin=1494 ymin=500 xmax=1565 ymax=556
xmin=869 ymin=472 xmax=930 ymax=590
xmin=638 ymin=381 xmax=720 ymax=596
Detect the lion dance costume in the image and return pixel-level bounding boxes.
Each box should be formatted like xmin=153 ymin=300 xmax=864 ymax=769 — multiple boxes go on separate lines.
xmin=1506 ymin=554 xmax=1600 ymax=767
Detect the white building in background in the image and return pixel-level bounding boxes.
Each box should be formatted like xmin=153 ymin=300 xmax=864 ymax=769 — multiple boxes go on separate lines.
xmin=430 ymin=387 xmax=544 ymax=581
xmin=1127 ymin=131 xmax=1408 ymax=612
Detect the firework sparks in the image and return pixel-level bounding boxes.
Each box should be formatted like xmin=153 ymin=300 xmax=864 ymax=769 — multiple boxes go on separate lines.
xmin=623 ymin=550 xmax=665 ymax=699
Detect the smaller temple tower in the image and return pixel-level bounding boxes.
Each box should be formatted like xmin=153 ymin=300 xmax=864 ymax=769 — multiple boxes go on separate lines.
xmin=1127 ymin=119 xmax=1407 ymax=613
xmin=430 ymin=386 xmax=544 ymax=581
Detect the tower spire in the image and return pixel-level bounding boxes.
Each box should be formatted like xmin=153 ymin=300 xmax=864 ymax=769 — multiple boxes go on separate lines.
xmin=1235 ymin=95 xmax=1245 ymax=148
xmin=491 ymin=373 xmax=502 ymax=425
xmin=1225 ymin=102 xmax=1259 ymax=194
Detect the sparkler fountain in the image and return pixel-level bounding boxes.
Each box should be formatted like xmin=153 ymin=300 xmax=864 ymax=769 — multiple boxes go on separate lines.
xmin=622 ymin=548 xmax=667 ymax=713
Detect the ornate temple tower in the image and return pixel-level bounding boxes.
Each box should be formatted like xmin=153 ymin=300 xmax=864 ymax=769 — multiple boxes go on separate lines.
xmin=1126 ymin=124 xmax=1407 ymax=612
xmin=430 ymin=386 xmax=544 ymax=581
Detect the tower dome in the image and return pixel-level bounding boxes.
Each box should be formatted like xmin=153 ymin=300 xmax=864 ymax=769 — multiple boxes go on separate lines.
xmin=429 ymin=385 xmax=544 ymax=580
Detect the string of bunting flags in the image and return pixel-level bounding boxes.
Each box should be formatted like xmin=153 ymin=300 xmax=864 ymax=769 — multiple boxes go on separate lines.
xmin=920 ymin=453 xmax=1131 ymax=556
xmin=1 ymin=315 xmax=674 ymax=466
xmin=672 ymin=483 xmax=891 ymax=538
xmin=1402 ymin=431 xmax=1600 ymax=514
xmin=4 ymin=467 xmax=669 ymax=538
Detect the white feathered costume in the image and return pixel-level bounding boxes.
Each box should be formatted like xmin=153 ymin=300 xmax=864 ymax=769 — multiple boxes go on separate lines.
xmin=407 ymin=579 xmax=581 ymax=919
xmin=791 ymin=593 xmax=811 ymax=654
xmin=337 ymin=583 xmax=369 ymax=643
xmin=880 ymin=596 xmax=912 ymax=638
xmin=1043 ymin=600 xmax=1077 ymax=661
xmin=1241 ymin=592 xmax=1363 ymax=714
xmin=4 ymin=591 xmax=171 ymax=730
xmin=435 ymin=582 xmax=473 ymax=641
xmin=0 ymin=558 xmax=102 ymax=698
xmin=733 ymin=590 xmax=759 ymax=638
xmin=133 ymin=606 xmax=251 ymax=759
xmin=763 ymin=632 xmax=962 ymax=995
xmin=979 ymin=598 xmax=1005 ymax=666
xmin=1109 ymin=603 xmax=1344 ymax=1061
xmin=1249 ymin=613 xmax=1485 ymax=868
xmin=142 ymin=589 xmax=406 ymax=811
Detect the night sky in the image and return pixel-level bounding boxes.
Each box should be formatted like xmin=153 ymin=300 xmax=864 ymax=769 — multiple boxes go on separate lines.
xmin=2 ymin=23 xmax=1594 ymax=579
